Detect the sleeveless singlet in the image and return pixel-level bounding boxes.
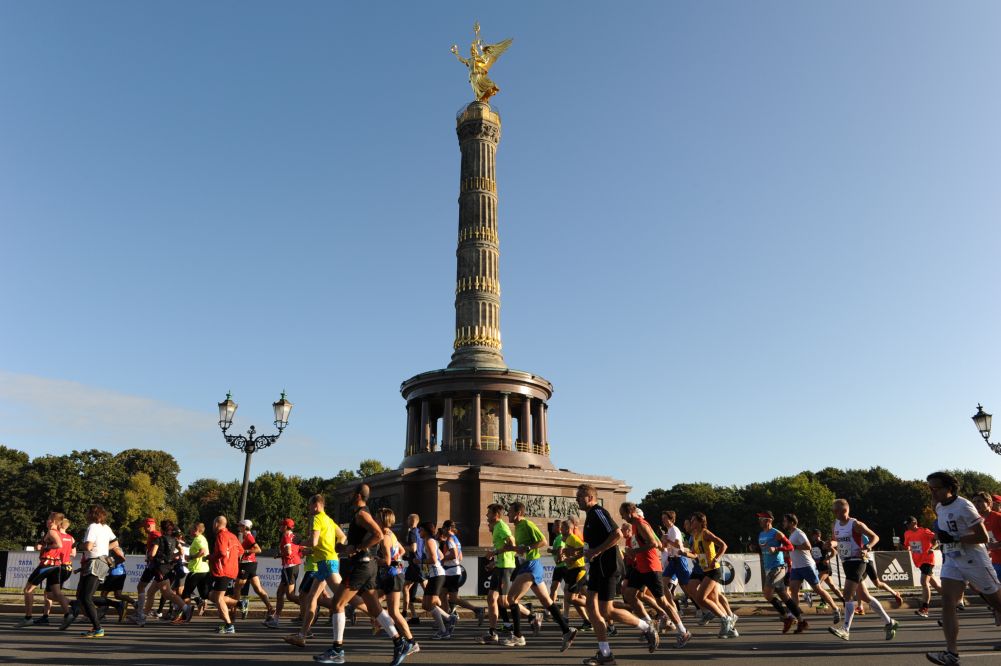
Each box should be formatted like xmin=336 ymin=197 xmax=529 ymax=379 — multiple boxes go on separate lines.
xmin=348 ymin=506 xmax=380 ymax=557
xmin=693 ymin=531 xmax=719 ymax=571
xmin=385 ymin=534 xmax=405 ymax=577
xmin=833 ymin=518 xmax=863 ymax=560
xmin=424 ymin=537 xmax=446 ymax=578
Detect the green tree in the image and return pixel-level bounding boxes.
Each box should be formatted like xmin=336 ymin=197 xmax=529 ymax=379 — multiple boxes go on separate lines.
xmin=245 ymin=472 xmax=307 ymax=551
xmin=0 ymin=445 xmax=34 ymax=549
xmin=114 ymin=449 xmax=181 ymax=504
xmin=358 ymin=459 xmax=390 ymax=478
xmin=121 ymin=472 xmax=176 ymax=552
xmin=743 ymin=473 xmax=836 ymax=537
xmin=177 ymin=478 xmax=240 ymax=533
xmin=639 ymin=483 xmax=746 ymax=551
xmin=945 ymin=469 xmax=1001 ymax=497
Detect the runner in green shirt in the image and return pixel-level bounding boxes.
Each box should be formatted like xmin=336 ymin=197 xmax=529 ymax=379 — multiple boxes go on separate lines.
xmin=478 ymin=503 xmax=519 ymax=645
xmin=499 ymin=501 xmax=577 ymax=651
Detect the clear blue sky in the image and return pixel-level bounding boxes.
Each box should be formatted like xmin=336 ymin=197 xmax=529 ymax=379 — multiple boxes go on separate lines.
xmin=3 ymin=2 xmax=1001 ymax=501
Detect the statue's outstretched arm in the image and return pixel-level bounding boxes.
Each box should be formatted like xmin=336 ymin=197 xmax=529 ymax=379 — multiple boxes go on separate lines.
xmin=449 ymin=46 xmax=470 ymax=66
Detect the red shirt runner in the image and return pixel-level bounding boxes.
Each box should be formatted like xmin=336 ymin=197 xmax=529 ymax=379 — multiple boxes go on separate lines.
xmin=904 ymin=526 xmax=936 ymax=567
xmin=280 ymin=531 xmax=302 ymax=567
xmin=629 ymin=516 xmax=663 ymax=574
xmin=211 ymin=528 xmax=244 ymax=579
xmin=241 ymin=533 xmax=257 ymax=563
xmin=982 ymin=511 xmax=1001 ymax=566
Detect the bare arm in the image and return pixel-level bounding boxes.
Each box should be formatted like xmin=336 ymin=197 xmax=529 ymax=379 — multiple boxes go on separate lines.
xmin=705 ymin=529 xmax=728 ymax=563
xmin=589 ymin=528 xmax=623 ymax=559
xmin=854 ymin=520 xmax=879 ymax=551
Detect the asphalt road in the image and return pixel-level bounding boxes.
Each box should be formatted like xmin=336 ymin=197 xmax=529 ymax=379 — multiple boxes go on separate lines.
xmin=2 ymin=610 xmax=1001 ymax=665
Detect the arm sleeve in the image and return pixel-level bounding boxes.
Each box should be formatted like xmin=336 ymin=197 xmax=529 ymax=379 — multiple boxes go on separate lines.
xmin=776 ymin=532 xmax=794 ymax=552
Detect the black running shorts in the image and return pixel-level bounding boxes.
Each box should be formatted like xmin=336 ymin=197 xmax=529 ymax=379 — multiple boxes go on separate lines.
xmin=238 ymin=561 xmax=258 ymax=580
xmin=343 ymin=557 xmax=378 ymax=592
xmin=627 ymin=569 xmax=665 ymax=596
xmin=280 ymin=565 xmax=300 ymax=587
xmin=842 ymin=559 xmax=867 ymax=583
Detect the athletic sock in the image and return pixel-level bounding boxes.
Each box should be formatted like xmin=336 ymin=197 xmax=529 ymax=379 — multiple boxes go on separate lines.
xmin=431 ymin=606 xmax=448 ymax=632
xmin=676 ymin=620 xmax=687 ymax=634
xmin=511 ymin=605 xmax=522 ymax=636
xmin=498 ymin=606 xmax=510 ymax=623
xmin=547 ymin=603 xmax=570 ymax=633
xmin=869 ymin=598 xmax=892 ymax=624
xmin=331 ymin=611 xmax=345 ymax=644
xmin=783 ymin=598 xmax=802 ymax=619
xmin=376 ymin=611 xmax=399 ymax=639
xmin=598 ymin=640 xmax=611 ymax=656
xmin=636 ymin=619 xmax=650 ymax=633
xmin=769 ymin=597 xmax=785 ymax=618
xmin=844 ymin=601 xmax=856 ymax=630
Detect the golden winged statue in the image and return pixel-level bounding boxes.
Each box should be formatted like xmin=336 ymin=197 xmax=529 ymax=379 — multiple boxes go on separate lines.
xmin=450 ymin=22 xmax=512 ymax=103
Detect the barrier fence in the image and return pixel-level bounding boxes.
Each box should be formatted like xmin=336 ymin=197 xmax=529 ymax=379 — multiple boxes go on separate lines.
xmin=2 ymin=549 xmax=939 ymax=598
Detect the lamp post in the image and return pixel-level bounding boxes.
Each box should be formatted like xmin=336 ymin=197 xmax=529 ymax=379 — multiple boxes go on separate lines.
xmin=971 ymin=404 xmax=1001 ymax=456
xmin=218 ymin=391 xmax=293 ymax=523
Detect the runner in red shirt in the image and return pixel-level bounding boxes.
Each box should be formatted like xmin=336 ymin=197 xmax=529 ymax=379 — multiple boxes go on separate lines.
xmin=234 ymin=519 xmax=274 ymax=620
xmin=972 ymin=492 xmax=1001 ymax=625
xmin=209 ymin=516 xmax=244 ymax=634
xmin=134 ymin=517 xmax=161 ymax=624
xmin=619 ymin=503 xmax=690 ymax=648
xmin=903 ymin=516 xmax=941 ymax=618
xmin=268 ymin=518 xmax=302 ymax=628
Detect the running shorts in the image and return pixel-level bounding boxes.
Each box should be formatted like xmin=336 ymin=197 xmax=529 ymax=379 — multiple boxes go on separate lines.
xmin=587 ymin=568 xmax=620 ymax=602
xmin=444 ymin=574 xmax=462 ymax=593
xmin=316 ymin=559 xmax=340 ymax=579
xmin=299 ymin=571 xmax=319 ymax=596
xmin=564 ymin=567 xmax=586 ymax=594
xmin=153 ymin=562 xmax=174 ymax=582
xmin=919 ymin=563 xmax=935 ymax=577
xmin=238 ymin=561 xmax=258 ymax=580
xmin=815 ymin=561 xmax=832 ymax=575
xmin=139 ymin=563 xmax=157 ymax=584
xmin=864 ymin=560 xmax=878 ymax=584
xmin=182 ymin=571 xmax=210 ymax=599
xmin=99 ymin=573 xmax=127 ymax=593
xmin=27 ymin=565 xmax=61 ymax=587
xmin=764 ymin=565 xmax=787 ymax=590
xmin=941 ymin=551 xmax=1001 ymax=594
xmin=664 ymin=557 xmax=692 ymax=586
xmin=343 ymin=556 xmax=378 ymax=592
xmin=280 ymin=565 xmax=300 ymax=587
xmin=842 ymin=559 xmax=867 ymax=583
xmin=515 ymin=558 xmax=545 ymax=585
xmin=404 ymin=561 xmax=424 ymax=583
xmin=627 ymin=569 xmax=664 ymax=596
xmin=702 ymin=567 xmax=723 ymax=583
xmin=488 ymin=567 xmax=513 ymax=593
xmin=59 ymin=565 xmax=73 ymax=586
xmin=425 ymin=575 xmax=446 ymax=597
xmin=211 ymin=576 xmax=234 ymax=592
xmin=379 ymin=572 xmax=405 ymax=594
xmin=789 ymin=566 xmax=820 ymax=586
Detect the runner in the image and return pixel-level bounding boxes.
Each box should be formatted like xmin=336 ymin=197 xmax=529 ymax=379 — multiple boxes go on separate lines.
xmin=756 ymin=510 xmax=807 ymax=633
xmin=439 ymin=519 xmax=482 ymax=623
xmin=660 ymin=511 xmax=699 ymax=624
xmin=782 ymin=513 xmax=841 ymax=625
xmin=972 ymin=491 xmax=1001 ymax=583
xmin=619 ymin=502 xmax=690 ymax=648
xmin=180 ymin=522 xmax=211 ymax=617
xmin=575 ymin=484 xmax=659 ymax=666
xmin=685 ymin=511 xmax=738 ymax=639
xmin=925 ymin=472 xmax=1001 ymax=665
xmin=77 ymin=504 xmax=125 ymax=639
xmin=418 ymin=521 xmax=452 ymax=638
xmin=314 ymin=483 xmax=414 ymax=666
xmin=94 ymin=549 xmax=130 ymax=624
xmin=208 ymin=515 xmax=244 ymax=635
xmin=810 ymin=528 xmax=844 ymax=605
xmin=267 ymin=518 xmax=302 ymax=627
xmin=551 ymin=518 xmax=589 ymax=631
xmin=860 ymin=533 xmax=904 ymax=608
xmin=375 ymin=508 xmax=419 ymax=658
xmin=401 ymin=513 xmax=425 ymax=625
xmin=234 ymin=519 xmax=274 ymax=620
xmin=827 ymin=498 xmax=899 ymax=641
xmin=134 ymin=517 xmax=161 ymax=625
xmin=284 ymin=494 xmax=345 ymax=648
xmin=146 ymin=520 xmax=193 ymax=624
xmin=903 ymin=515 xmax=941 ymax=619
xmin=478 ymin=502 xmax=518 ymax=645
xmin=16 ymin=512 xmax=69 ymax=628
xmin=499 ymin=501 xmax=578 ymax=650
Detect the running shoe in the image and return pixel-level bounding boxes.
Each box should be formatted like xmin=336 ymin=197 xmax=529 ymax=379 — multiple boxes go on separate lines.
xmin=607 ymin=623 xmax=618 ymax=637
xmin=916 ymin=608 xmax=930 ymax=619
xmin=445 ymin=612 xmax=458 ymax=632
xmin=170 ymin=613 xmax=187 ymax=626
xmin=804 ymin=592 xmax=813 ymax=607
xmin=283 ymin=633 xmax=307 ymax=648
xmin=224 ymin=624 xmax=236 ymax=635
xmin=60 ymin=613 xmax=76 ymax=631
xmin=725 ymin=627 xmax=739 ymax=639
xmin=477 ymin=632 xmax=500 ymax=645
xmin=117 ymin=602 xmax=130 ymax=624
xmin=313 ymin=647 xmax=346 ymax=664
xmin=239 ymin=599 xmax=249 ymax=620
xmin=32 ymin=616 xmax=50 ymax=626
xmin=925 ymin=651 xmax=961 ymax=665
xmin=405 ymin=640 xmax=420 ymax=656
xmin=643 ymin=627 xmax=660 ymax=653
xmin=717 ymin=617 xmax=731 ymax=638
xmin=81 ymin=628 xmax=105 ymax=639
xmin=782 ymin=616 xmax=795 ymax=634
xmin=390 ymin=638 xmax=410 ymax=666
xmin=531 ymin=612 xmax=543 ymax=636
xmin=14 ymin=617 xmax=33 ymax=628
xmin=828 ymin=625 xmax=850 ymax=641
xmin=794 ymin=619 xmax=809 ymax=634
xmin=729 ymin=613 xmax=739 ymax=627
xmin=833 ymin=608 xmax=842 ymax=625
xmin=182 ymin=604 xmax=194 ymax=623
xmin=561 ymin=627 xmax=578 ymax=653
xmin=263 ymin=615 xmax=280 ymax=629
xmin=676 ymin=630 xmax=692 ymax=648
xmin=581 ymin=651 xmax=617 ymax=665
xmin=697 ymin=611 xmax=713 ymax=627
xmin=578 ymin=621 xmax=593 ymax=633
xmin=884 ymin=619 xmax=900 ymax=641
xmin=432 ymin=629 xmax=453 ymax=640
xmin=501 ymin=633 xmax=526 ymax=646
xmin=956 ymin=603 xmax=966 ymax=612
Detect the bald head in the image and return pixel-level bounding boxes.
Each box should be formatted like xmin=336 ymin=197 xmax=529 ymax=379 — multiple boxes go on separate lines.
xmin=214 ymin=515 xmax=228 ymax=531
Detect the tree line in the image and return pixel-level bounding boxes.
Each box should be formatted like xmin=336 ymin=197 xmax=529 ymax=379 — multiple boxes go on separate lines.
xmin=0 ymin=444 xmax=388 ymax=553
xmin=639 ymin=467 xmax=1001 ymax=553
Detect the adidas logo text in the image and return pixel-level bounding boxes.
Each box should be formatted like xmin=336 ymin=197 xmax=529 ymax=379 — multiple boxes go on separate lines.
xmin=881 ymin=559 xmax=909 ymax=582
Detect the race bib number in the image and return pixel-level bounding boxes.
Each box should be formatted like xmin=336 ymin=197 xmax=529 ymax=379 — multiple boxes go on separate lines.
xmin=942 ymin=541 xmax=962 ymax=559
xmin=697 ymin=553 xmax=709 ymax=569
xmin=811 ymin=546 xmax=822 ymax=560
xmin=837 ymin=540 xmax=851 ymax=558
xmin=909 ymin=541 xmax=922 ymax=554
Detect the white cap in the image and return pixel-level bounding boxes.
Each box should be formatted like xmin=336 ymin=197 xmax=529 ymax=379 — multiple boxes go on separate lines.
xmin=239 ymin=519 xmax=253 ymax=529
xmin=635 ymin=508 xmax=645 ymax=518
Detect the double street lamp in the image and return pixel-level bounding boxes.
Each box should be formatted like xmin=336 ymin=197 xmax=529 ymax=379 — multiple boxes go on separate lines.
xmin=971 ymin=404 xmax=1001 ymax=456
xmin=218 ymin=391 xmax=294 ymax=523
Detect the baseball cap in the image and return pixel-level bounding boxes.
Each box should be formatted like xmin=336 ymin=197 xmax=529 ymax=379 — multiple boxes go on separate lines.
xmin=143 ymin=517 xmax=156 ymax=527
xmin=282 ymin=518 xmax=295 ymax=529
xmin=635 ymin=508 xmax=645 ymax=518
xmin=993 ymin=494 xmax=1001 ymax=504
xmin=239 ymin=519 xmax=253 ymax=529
xmin=904 ymin=516 xmax=917 ymax=525
xmin=756 ymin=511 xmax=774 ymax=520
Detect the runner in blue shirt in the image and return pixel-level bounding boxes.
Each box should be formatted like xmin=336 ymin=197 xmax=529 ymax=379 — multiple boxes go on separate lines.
xmin=756 ymin=511 xmax=807 ymax=633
